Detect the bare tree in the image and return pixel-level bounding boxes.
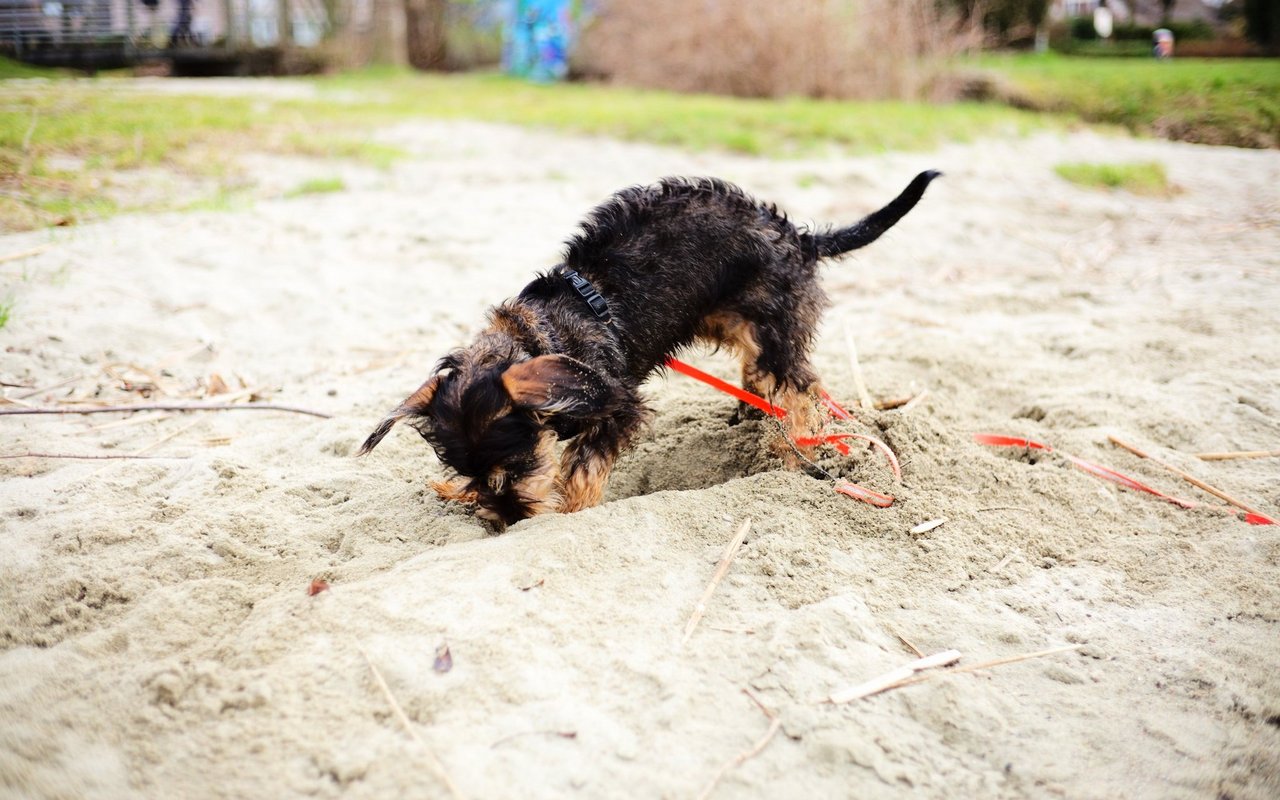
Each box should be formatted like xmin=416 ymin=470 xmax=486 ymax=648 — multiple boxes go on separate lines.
xmin=404 ymin=0 xmax=447 ymax=70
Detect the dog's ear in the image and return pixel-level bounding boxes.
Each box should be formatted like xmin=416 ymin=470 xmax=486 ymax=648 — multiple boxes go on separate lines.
xmin=358 ymin=374 xmax=441 ymax=455
xmin=430 ymin=477 xmax=479 ymax=505
xmin=501 ymin=355 xmax=609 ymax=417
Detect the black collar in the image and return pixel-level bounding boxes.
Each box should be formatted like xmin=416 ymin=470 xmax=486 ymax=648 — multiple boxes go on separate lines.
xmin=559 ymin=268 xmax=612 ymax=323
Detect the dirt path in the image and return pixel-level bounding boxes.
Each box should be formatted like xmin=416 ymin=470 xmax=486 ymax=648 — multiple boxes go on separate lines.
xmin=2 ymin=113 xmax=1278 ymax=799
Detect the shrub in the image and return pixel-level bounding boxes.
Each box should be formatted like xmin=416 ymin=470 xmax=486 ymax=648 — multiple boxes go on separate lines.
xmin=576 ymin=0 xmax=981 ymax=101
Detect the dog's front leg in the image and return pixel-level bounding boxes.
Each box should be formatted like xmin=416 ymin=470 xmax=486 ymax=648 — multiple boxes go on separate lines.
xmin=557 ymin=434 xmax=617 ymax=514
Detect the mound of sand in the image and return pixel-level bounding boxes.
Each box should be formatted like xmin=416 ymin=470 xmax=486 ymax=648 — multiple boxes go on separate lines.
xmin=2 ymin=111 xmax=1278 ymax=799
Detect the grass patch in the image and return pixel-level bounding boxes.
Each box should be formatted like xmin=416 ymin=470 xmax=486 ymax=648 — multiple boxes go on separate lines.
xmin=1054 ymin=160 xmax=1173 ymax=196
xmin=0 ymin=57 xmax=64 ymax=80
xmin=285 ymin=176 xmax=346 ymax=197
xmin=313 ymin=68 xmax=1047 ymax=157
xmin=976 ymin=53 xmax=1280 ymax=148
xmin=0 ymin=66 xmax=1048 ymax=232
xmin=0 ymin=296 xmax=12 ymax=329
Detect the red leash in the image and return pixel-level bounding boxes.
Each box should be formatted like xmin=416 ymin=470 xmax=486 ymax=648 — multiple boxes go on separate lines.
xmin=665 ymin=358 xmax=899 ymax=507
xmin=662 ymin=360 xmax=1274 ymax=525
xmin=974 ymin=434 xmax=1274 ymax=525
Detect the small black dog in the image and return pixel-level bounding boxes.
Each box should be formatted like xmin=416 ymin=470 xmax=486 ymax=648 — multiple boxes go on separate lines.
xmin=361 ymin=172 xmax=939 ymax=525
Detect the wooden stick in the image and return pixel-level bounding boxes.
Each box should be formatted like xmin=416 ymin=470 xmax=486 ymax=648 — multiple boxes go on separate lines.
xmin=12 ymin=374 xmax=86 ymax=400
xmin=889 ymin=627 xmax=925 ymax=659
xmin=943 ymin=644 xmax=1081 ymax=675
xmin=842 ymin=324 xmax=876 ymax=411
xmin=694 ymin=718 xmax=781 ymax=800
xmin=988 ymin=552 xmax=1017 ymax=573
xmin=358 ymin=646 xmax=467 ymax=800
xmin=84 ymin=412 xmax=173 ymax=432
xmin=1109 ymin=435 xmax=1269 ymax=518
xmin=829 ymin=650 xmax=962 ymax=704
xmin=878 ymin=644 xmax=1083 ymax=696
xmin=741 ymin=687 xmax=773 ymax=718
xmin=1195 ymin=449 xmax=1280 ymax=462
xmin=490 ymin=729 xmax=577 ymax=748
xmin=899 ymin=389 xmax=929 ymax=413
xmin=0 ymin=401 xmax=331 ymax=419
xmin=874 ymin=395 xmax=914 ymax=411
xmin=0 ymin=452 xmax=188 ymax=460
xmin=694 ymin=693 xmax=781 ymax=800
xmin=133 ymin=418 xmax=203 ymax=456
xmin=681 ymin=518 xmax=751 ymax=647
xmin=0 ymin=244 xmax=52 ymax=264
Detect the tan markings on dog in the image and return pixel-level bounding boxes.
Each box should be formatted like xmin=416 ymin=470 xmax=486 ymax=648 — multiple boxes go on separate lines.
xmin=514 ymin=430 xmax=562 ymax=515
xmin=402 ymin=375 xmax=441 ymax=412
xmin=488 ymin=304 xmax=554 ymax=353
xmin=487 ymin=468 xmax=508 ymax=493
xmin=752 ymin=383 xmax=823 ymax=466
xmin=696 ymin=311 xmax=762 ymax=363
xmin=500 ymin=359 xmax=553 ymax=408
xmin=558 ymin=448 xmax=615 ymax=513
xmin=696 ymin=312 xmax=781 ymax=403
xmin=431 ymin=477 xmax=478 ymax=505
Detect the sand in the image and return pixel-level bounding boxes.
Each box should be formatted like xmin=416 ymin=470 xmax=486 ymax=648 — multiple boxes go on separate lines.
xmin=1 ymin=98 xmax=1278 ymax=799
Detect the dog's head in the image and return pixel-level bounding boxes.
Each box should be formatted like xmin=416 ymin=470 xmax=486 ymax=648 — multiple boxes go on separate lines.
xmin=360 ymin=349 xmax=610 ymax=526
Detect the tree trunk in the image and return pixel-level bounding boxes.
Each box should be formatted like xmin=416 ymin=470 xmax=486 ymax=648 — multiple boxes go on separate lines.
xmin=371 ymin=0 xmax=406 ymax=65
xmin=404 ymin=0 xmax=447 ymax=71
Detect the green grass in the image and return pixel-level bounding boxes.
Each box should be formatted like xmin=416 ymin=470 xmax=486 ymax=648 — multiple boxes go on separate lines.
xmin=0 ymin=58 xmax=63 ymax=80
xmin=0 ymin=61 xmax=1045 ymax=231
xmin=0 ymin=297 xmax=11 ymax=329
xmin=313 ymin=68 xmax=1044 ymax=157
xmin=285 ymin=176 xmax=346 ymax=197
xmin=1054 ymin=160 xmax=1173 ymax=196
xmin=3 ymin=52 xmax=1277 ymax=233
xmin=975 ymin=53 xmax=1280 ymax=148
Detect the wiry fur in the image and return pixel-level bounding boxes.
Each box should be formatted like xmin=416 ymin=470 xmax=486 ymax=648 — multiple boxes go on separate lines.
xmin=361 ymin=171 xmax=940 ymax=526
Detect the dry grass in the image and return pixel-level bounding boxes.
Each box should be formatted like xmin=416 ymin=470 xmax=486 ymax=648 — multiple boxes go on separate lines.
xmin=578 ymin=0 xmax=981 ymax=101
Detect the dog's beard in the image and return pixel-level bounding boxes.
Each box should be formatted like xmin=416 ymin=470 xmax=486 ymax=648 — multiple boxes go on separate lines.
xmin=438 ymin=430 xmax=563 ymax=524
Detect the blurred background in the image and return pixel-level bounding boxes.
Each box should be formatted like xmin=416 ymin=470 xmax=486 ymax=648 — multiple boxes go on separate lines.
xmin=1 ymin=1 xmax=1276 ymax=82
xmin=0 ymin=0 xmax=1276 ymax=234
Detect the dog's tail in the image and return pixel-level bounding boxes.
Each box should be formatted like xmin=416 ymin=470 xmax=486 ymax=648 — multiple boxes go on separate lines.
xmin=803 ymin=170 xmax=941 ymax=259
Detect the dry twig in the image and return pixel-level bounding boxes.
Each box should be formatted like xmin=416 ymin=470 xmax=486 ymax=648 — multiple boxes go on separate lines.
xmin=694 ymin=690 xmax=782 ymax=800
xmin=0 ymin=401 xmax=331 ymax=419
xmin=12 ymin=374 xmax=86 ymax=400
xmin=829 ymin=650 xmax=962 ymax=704
xmin=1195 ymin=449 xmax=1280 ymax=462
xmin=357 ymin=646 xmax=467 ymax=800
xmin=0 ymin=244 xmax=52 ymax=264
xmin=1109 ymin=435 xmax=1270 ymax=518
xmin=681 ymin=518 xmax=752 ymax=648
xmin=874 ymin=394 xmax=914 ymax=411
xmin=899 ymin=389 xmax=929 ymax=413
xmin=889 ymin=627 xmax=925 ymax=659
xmin=490 ymin=729 xmax=578 ymax=748
xmin=842 ymin=323 xmax=875 ymax=411
xmin=132 ymin=418 xmax=203 ymax=456
xmin=0 ymin=452 xmax=187 ymax=461
xmin=909 ymin=518 xmax=947 ymax=535
xmin=988 ymin=552 xmax=1018 ymax=573
xmin=867 ymin=644 xmax=1083 ymax=698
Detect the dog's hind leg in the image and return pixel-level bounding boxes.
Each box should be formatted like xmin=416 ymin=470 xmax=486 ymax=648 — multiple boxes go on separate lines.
xmin=696 ymin=310 xmax=826 ymax=465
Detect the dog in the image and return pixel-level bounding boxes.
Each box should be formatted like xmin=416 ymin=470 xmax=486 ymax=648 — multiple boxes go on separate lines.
xmin=360 ymin=172 xmax=939 ymax=526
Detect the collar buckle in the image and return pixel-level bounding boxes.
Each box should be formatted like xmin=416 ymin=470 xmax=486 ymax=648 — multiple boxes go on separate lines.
xmin=561 ymin=268 xmax=612 ymax=323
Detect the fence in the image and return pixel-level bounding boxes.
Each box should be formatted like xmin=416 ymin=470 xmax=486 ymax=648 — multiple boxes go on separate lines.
xmin=0 ymin=0 xmax=335 ymax=67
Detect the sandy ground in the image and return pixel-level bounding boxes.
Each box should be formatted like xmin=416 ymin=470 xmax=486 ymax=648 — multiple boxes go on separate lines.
xmin=1 ymin=100 xmax=1278 ymax=799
